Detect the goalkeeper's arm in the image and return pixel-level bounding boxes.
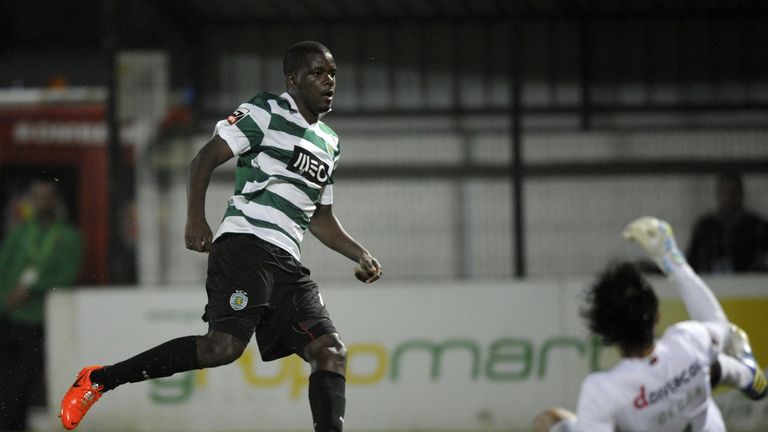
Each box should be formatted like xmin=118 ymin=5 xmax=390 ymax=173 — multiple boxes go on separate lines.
xmin=623 ymin=217 xmax=729 ymax=337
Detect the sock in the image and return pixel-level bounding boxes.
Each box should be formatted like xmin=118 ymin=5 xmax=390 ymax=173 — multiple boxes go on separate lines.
xmin=716 ymin=353 xmax=754 ymax=389
xmin=91 ymin=336 xmax=199 ymax=392
xmin=308 ymin=371 xmax=346 ymax=432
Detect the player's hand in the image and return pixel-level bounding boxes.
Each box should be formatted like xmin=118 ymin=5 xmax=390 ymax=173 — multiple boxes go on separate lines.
xmin=623 ymin=216 xmax=685 ymax=274
xmin=533 ymin=407 xmax=576 ymax=432
xmin=185 ymin=217 xmax=213 ymax=253
xmin=354 ymin=254 xmax=382 ymax=284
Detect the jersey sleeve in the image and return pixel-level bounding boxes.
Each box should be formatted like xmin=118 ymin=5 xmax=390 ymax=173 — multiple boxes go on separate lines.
xmin=666 ymin=321 xmax=724 ymax=363
xmin=668 ymin=263 xmax=728 ymax=324
xmin=318 ymin=185 xmax=334 ymax=205
xmin=328 ymin=140 xmax=340 ymax=187
xmin=213 ymin=102 xmax=266 ymax=156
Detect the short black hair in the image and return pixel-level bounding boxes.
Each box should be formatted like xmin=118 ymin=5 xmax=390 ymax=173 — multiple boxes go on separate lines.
xmin=283 ymin=41 xmax=331 ymax=75
xmin=581 ymin=261 xmax=658 ymax=352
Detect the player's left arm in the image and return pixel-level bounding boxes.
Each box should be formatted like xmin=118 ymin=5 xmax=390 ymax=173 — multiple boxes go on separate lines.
xmin=309 ymin=203 xmax=382 ymax=283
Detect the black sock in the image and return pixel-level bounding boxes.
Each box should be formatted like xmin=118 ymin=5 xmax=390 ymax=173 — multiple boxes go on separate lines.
xmin=308 ymin=371 xmax=346 ymax=432
xmin=90 ymin=336 xmax=199 ymax=392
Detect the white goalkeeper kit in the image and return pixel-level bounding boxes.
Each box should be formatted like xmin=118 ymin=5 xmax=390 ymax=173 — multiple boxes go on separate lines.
xmin=554 ymin=217 xmax=737 ymax=432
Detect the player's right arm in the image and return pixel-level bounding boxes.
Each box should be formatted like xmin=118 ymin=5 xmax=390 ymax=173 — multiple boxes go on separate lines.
xmin=185 ymin=135 xmax=234 ymax=253
xmin=623 ymin=217 xmax=730 ymax=346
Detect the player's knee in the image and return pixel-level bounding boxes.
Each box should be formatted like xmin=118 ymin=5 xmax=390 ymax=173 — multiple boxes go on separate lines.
xmin=215 ymin=342 xmax=245 ymax=366
xmin=306 ymin=333 xmax=347 ymax=372
xmin=317 ymin=341 xmax=347 ymax=370
xmin=197 ymin=331 xmax=247 ymax=367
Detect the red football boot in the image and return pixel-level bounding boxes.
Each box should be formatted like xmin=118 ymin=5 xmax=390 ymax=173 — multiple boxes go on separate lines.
xmin=59 ymin=365 xmax=105 ymax=430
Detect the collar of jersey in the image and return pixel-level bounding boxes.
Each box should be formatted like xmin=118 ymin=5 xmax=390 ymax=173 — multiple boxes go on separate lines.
xmin=280 ymin=92 xmax=331 ymax=126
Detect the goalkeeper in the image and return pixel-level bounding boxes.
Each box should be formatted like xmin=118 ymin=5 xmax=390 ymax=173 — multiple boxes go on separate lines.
xmin=534 ymin=217 xmax=767 ymax=432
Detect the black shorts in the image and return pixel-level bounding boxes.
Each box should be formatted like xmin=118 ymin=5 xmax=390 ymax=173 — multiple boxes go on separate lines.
xmin=203 ymin=233 xmax=337 ymax=361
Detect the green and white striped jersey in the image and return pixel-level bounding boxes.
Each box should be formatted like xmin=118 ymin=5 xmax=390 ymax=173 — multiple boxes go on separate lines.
xmin=212 ymin=92 xmax=341 ymax=261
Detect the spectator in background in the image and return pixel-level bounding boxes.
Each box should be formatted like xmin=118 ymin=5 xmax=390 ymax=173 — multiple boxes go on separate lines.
xmin=0 ymin=178 xmax=82 ymax=431
xmin=687 ymin=171 xmax=768 ymax=273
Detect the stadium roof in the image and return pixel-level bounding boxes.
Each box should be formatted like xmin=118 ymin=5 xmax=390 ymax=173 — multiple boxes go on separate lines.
xmin=182 ymin=0 xmax=768 ymax=23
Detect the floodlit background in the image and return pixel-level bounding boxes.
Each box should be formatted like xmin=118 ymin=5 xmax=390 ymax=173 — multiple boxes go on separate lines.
xmin=2 ymin=1 xmax=768 ymax=431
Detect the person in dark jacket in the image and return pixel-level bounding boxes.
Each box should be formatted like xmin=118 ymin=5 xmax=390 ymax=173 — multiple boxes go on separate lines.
xmin=687 ymin=171 xmax=768 ymax=273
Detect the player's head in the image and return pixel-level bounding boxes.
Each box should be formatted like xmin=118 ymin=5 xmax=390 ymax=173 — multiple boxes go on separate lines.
xmin=716 ymin=170 xmax=744 ymax=213
xmin=582 ymin=261 xmax=658 ymax=354
xmin=283 ymin=41 xmax=336 ymax=122
xmin=283 ymin=41 xmax=332 ymax=76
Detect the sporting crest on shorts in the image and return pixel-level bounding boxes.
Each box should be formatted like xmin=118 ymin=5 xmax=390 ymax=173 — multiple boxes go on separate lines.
xmin=230 ymin=290 xmax=248 ymax=311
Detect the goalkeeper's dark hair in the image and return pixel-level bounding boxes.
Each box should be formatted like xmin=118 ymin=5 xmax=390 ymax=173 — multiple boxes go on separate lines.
xmin=581 ymin=261 xmax=658 ymax=352
xmin=283 ymin=41 xmax=331 ymax=76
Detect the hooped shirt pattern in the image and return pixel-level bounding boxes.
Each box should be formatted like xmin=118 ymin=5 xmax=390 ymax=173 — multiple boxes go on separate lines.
xmin=212 ymin=92 xmax=341 ymax=262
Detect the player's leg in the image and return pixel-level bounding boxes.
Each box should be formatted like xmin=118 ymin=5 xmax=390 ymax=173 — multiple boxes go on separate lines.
xmin=305 ymin=333 xmax=347 ymax=432
xmin=720 ymin=324 xmax=767 ymax=400
xmin=305 ymin=332 xmax=346 ymax=375
xmin=60 ymin=234 xmax=270 ymax=430
xmin=258 ymin=269 xmax=347 ymax=432
xmin=93 ymin=328 xmax=249 ymax=390
xmin=60 ymin=328 xmax=252 ymax=430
